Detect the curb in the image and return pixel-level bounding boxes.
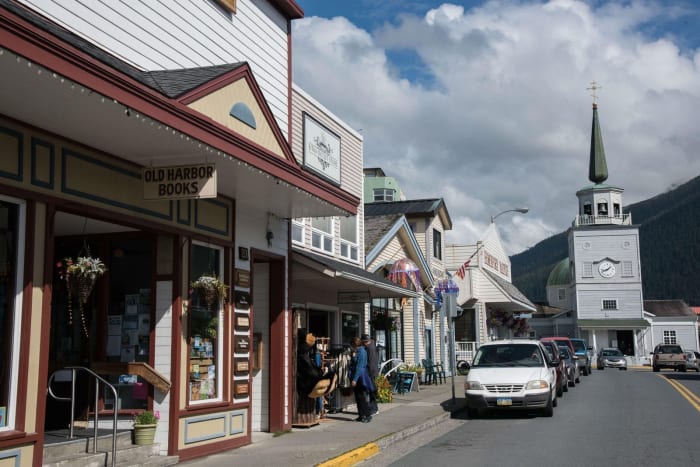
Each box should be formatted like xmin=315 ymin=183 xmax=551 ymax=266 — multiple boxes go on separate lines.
xmin=316 ymin=409 xmax=460 ymax=467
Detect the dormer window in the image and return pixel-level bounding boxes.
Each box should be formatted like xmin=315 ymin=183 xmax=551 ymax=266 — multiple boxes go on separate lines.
xmin=597 ymin=201 xmax=608 ymax=216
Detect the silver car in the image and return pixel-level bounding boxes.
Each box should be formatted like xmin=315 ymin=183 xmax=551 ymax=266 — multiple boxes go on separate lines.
xmin=685 ymin=351 xmax=700 ymax=372
xmin=597 ymin=348 xmax=627 ymax=370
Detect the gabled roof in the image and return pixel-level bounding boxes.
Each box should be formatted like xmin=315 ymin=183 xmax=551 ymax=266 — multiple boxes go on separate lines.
xmin=141 ymin=64 xmax=246 ymax=99
xmin=644 ymin=300 xmax=696 ymax=318
xmin=364 ymin=214 xmax=403 ymax=255
xmin=482 ymin=269 xmax=536 ymax=312
xmin=364 ymin=199 xmax=452 ymax=230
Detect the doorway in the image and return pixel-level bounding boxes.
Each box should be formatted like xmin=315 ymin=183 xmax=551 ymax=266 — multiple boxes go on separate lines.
xmin=616 ymin=330 xmax=634 ymax=356
xmin=46 ymin=213 xmax=154 ymax=430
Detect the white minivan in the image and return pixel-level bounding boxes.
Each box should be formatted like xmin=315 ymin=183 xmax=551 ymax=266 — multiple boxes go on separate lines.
xmin=464 ymin=340 xmax=558 ymax=418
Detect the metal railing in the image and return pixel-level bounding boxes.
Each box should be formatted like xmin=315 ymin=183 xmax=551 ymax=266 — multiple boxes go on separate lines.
xmin=47 ymin=366 xmax=119 ymax=467
xmin=456 ymin=341 xmax=479 ymax=364
xmin=574 ymin=213 xmax=631 ymax=227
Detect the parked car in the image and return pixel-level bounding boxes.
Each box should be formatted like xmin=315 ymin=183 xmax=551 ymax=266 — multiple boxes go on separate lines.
xmin=597 ymin=347 xmax=627 ymax=370
xmin=464 ymin=340 xmax=558 ymax=418
xmin=684 ymin=351 xmax=700 ymax=372
xmin=557 ymin=346 xmax=578 ymax=386
xmin=652 ymin=344 xmax=686 ymax=372
xmin=540 ymin=340 xmax=568 ymax=395
xmin=570 ymin=338 xmax=592 ymax=375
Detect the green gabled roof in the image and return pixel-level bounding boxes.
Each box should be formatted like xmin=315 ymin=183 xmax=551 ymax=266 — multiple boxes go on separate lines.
xmin=546 ymin=258 xmax=570 ymax=287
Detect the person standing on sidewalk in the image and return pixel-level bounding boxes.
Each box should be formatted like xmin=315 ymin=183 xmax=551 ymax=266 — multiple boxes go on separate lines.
xmin=362 ymin=334 xmax=379 ymax=415
xmin=350 ymin=336 xmax=373 ymax=423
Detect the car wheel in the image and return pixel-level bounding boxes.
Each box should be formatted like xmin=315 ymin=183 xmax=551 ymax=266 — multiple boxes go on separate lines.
xmin=467 ymin=407 xmax=480 ymax=418
xmin=653 ymin=366 xmax=659 ymax=372
xmin=575 ymin=374 xmax=580 ymax=383
xmin=553 ymin=395 xmax=558 ymax=407
xmin=680 ymin=366 xmax=687 ymax=373
xmin=568 ymin=379 xmax=575 ymax=387
xmin=542 ymin=394 xmax=554 ymax=417
xmin=583 ymin=367 xmax=589 ymax=376
xmin=556 ymin=383 xmax=563 ymax=397
xmin=563 ymin=382 xmax=568 ymax=392
xmin=621 ymin=367 xmax=627 ymax=371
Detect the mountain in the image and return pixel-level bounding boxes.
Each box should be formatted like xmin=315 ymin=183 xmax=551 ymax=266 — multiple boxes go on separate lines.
xmin=511 ymin=175 xmax=700 ymax=306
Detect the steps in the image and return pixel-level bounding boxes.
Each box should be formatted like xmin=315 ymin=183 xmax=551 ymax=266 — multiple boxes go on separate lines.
xmin=43 ymin=430 xmax=179 ymax=467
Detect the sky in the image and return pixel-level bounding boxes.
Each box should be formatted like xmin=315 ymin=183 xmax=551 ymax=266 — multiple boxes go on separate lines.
xmin=291 ymin=0 xmax=700 ymax=255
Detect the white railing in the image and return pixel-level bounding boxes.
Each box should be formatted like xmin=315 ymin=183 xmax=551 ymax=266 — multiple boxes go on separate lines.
xmin=456 ymin=341 xmax=479 ymax=364
xmin=574 ymin=213 xmax=631 ymax=227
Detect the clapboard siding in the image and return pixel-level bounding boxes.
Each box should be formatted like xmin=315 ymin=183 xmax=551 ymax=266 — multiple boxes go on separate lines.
xmin=18 ymin=0 xmax=291 ymax=133
xmin=576 ymin=288 xmax=644 ymax=318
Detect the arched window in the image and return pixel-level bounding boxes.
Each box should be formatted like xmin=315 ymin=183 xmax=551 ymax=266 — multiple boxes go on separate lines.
xmin=597 ymin=201 xmax=608 ymax=216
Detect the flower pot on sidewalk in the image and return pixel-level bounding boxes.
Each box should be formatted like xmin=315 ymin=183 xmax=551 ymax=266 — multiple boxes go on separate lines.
xmin=133 ymin=424 xmax=157 ymax=445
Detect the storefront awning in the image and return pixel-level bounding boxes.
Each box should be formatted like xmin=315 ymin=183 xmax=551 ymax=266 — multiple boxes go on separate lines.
xmin=291 ymin=249 xmax=421 ymax=302
xmin=481 ymin=270 xmax=537 ymax=313
xmin=578 ymin=319 xmax=650 ymax=329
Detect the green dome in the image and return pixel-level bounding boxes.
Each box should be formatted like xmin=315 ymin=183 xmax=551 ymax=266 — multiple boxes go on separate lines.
xmin=547 ymin=258 xmax=571 ymax=286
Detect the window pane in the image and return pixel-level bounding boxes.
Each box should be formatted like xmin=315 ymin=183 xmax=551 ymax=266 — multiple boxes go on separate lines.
xmin=311 ymin=217 xmax=332 ymax=234
xmin=292 ymin=222 xmax=303 ymax=243
xmin=0 ymin=201 xmax=20 ymax=428
xmin=340 ymin=216 xmax=357 ymax=242
xmin=189 ymin=243 xmax=224 ymax=402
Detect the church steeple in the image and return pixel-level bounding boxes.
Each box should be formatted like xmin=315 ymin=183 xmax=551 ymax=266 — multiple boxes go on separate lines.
xmin=588 ymin=81 xmax=608 ymax=184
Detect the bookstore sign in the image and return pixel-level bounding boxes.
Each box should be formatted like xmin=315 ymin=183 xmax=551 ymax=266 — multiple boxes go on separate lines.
xmin=142 ymin=163 xmax=217 ymax=200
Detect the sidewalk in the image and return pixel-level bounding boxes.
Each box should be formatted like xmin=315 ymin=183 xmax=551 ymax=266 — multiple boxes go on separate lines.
xmin=179 ymin=376 xmax=467 ymax=467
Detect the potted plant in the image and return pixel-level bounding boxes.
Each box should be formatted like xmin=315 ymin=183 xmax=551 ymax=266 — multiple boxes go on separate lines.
xmin=401 ymin=363 xmax=423 ymax=382
xmin=191 ymin=274 xmax=229 ymax=309
xmin=57 ymin=255 xmax=107 ymax=338
xmin=133 ymin=410 xmax=160 ymax=445
xmin=368 ymin=311 xmax=397 ymax=331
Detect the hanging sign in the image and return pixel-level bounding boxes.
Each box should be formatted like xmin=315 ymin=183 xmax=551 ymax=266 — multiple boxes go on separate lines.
xmin=142 ymin=163 xmax=217 ymax=200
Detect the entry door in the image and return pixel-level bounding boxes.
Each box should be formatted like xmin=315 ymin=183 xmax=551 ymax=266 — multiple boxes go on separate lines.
xmin=251 ymin=265 xmax=269 ymax=431
xmin=424 ymin=329 xmax=433 ymax=360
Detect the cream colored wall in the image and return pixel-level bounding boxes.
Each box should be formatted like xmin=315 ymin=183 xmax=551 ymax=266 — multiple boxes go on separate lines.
xmin=187 ymin=79 xmax=285 ymax=159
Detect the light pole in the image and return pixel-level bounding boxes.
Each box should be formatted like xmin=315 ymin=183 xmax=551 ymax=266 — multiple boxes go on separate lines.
xmin=435 ymin=277 xmax=459 ymax=407
xmin=491 ymin=207 xmax=529 ymax=223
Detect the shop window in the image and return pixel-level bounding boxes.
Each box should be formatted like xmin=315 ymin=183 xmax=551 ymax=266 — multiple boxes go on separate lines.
xmin=433 ymin=229 xmax=442 ymax=260
xmin=311 ymin=217 xmax=333 ymax=254
xmin=188 ymin=242 xmax=224 ymax=404
xmin=341 ymin=312 xmax=360 ymax=346
xmin=663 ymin=330 xmax=677 ymax=345
xmin=0 ymin=197 xmax=24 ymax=431
xmin=339 ymin=216 xmax=358 ymax=262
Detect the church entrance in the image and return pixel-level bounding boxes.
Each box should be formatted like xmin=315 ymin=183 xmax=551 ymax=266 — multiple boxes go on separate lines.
xmin=616 ymin=330 xmax=634 ymax=356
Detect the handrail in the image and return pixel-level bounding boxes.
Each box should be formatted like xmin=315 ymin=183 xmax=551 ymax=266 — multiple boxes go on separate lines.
xmin=47 ymin=366 xmax=119 ymax=467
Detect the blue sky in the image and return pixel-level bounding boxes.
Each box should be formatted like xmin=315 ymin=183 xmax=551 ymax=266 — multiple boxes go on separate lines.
xmin=292 ymin=1 xmax=700 ymax=253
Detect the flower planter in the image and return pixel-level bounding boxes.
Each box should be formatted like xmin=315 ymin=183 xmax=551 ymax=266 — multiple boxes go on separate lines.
xmin=133 ymin=424 xmax=157 ymax=445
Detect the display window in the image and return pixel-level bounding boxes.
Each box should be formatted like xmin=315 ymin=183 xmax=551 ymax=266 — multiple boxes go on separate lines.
xmin=0 ymin=196 xmax=25 ymax=431
xmin=188 ymin=242 xmax=225 ymax=404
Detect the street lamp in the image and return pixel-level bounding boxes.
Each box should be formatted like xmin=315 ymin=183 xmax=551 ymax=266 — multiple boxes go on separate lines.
xmin=490 ymin=207 xmax=529 ymax=223
xmin=435 ymin=276 xmax=459 ymax=407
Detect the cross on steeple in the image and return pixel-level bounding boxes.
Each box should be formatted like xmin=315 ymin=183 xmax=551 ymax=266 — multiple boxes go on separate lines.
xmin=587 ymin=81 xmax=602 ymax=106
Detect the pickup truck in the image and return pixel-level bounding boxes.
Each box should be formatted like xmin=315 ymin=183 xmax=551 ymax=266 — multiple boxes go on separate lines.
xmin=652 ymin=344 xmax=687 ymax=372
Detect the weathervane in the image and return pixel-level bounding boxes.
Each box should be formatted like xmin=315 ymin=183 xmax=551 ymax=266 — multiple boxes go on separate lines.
xmin=587 ymin=80 xmax=601 ymax=105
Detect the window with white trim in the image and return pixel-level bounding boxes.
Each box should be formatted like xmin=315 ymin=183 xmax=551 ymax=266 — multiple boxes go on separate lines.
xmin=558 ymin=288 xmax=566 ymax=300
xmin=188 ymin=241 xmax=225 ymax=404
xmin=622 ymin=261 xmax=633 ymax=277
xmin=602 ymin=299 xmax=618 ymax=310
xmin=339 ymin=216 xmax=358 ymax=262
xmin=311 ymin=217 xmax=333 ymax=254
xmin=663 ymin=330 xmax=677 ymax=345
xmin=582 ymin=262 xmax=593 ymax=277
xmin=291 ymin=220 xmax=304 ymax=245
xmin=373 ymin=188 xmax=395 ymax=202
xmin=433 ymin=229 xmax=442 ymax=260
xmin=0 ymin=197 xmax=25 ymax=432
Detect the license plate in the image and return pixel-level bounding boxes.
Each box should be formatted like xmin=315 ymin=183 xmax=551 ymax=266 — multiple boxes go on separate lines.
xmin=496 ymin=398 xmax=512 ymax=406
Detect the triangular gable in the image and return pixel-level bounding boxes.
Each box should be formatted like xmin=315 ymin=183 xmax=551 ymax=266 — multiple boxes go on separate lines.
xmin=480 ymin=223 xmax=511 ymax=280
xmin=179 ymin=63 xmax=296 ymax=164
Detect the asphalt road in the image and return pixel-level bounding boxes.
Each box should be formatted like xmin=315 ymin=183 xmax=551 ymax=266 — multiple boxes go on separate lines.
xmin=364 ymin=368 xmax=700 ymax=467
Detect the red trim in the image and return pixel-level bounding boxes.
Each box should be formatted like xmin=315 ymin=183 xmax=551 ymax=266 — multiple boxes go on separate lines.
xmin=168 ymin=235 xmax=183 ymax=455
xmin=15 ymin=199 xmax=34 ymax=434
xmin=0 ymin=7 xmax=358 ymax=214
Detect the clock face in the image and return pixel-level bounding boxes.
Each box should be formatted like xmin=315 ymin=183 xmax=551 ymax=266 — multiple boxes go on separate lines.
xmin=598 ymin=260 xmax=616 ymax=278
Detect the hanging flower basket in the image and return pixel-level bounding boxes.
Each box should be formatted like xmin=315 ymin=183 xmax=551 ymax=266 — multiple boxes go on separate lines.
xmin=369 ymin=311 xmax=397 ymax=331
xmin=57 ymin=255 xmax=107 ymax=338
xmin=191 ymin=274 xmax=229 ymax=309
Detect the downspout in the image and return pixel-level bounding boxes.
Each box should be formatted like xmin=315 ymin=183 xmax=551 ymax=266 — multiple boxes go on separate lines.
xmin=413 ymin=299 xmax=420 ymax=364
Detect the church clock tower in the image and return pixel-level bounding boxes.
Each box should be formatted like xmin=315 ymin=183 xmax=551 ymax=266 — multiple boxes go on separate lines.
xmin=568 ymin=82 xmax=648 ymax=356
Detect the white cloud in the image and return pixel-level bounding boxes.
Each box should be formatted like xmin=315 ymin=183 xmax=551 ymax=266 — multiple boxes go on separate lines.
xmin=293 ymin=1 xmax=700 ymax=255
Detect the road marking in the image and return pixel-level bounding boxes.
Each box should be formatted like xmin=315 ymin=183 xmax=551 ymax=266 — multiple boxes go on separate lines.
xmin=659 ymin=375 xmax=700 ymax=412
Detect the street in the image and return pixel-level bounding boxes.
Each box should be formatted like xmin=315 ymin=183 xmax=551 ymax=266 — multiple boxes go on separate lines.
xmin=365 ymin=369 xmax=700 ymax=467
